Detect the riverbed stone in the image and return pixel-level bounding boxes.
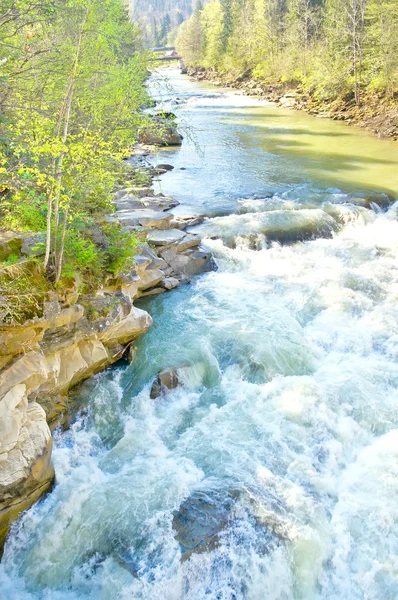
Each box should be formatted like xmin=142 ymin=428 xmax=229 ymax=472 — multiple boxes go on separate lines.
xmin=146 ymin=229 xmax=187 ymax=246
xmin=139 ymin=120 xmax=183 ymax=146
xmin=176 ymin=233 xmax=201 ymax=253
xmin=114 ymin=209 xmax=174 ymax=229
xmin=115 ymin=195 xmax=179 ymax=213
xmin=160 ymin=277 xmax=180 ymax=290
xmin=21 ymin=233 xmax=46 ymax=257
xmin=156 ymin=164 xmax=174 ymax=171
xmin=150 ymin=367 xmax=180 ymax=399
xmin=172 ymin=490 xmax=237 ymax=560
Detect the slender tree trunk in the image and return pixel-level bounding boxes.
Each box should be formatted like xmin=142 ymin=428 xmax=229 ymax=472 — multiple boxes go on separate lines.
xmin=55 ymin=205 xmax=69 ymax=283
xmin=43 ymin=192 xmax=53 ymax=269
xmin=45 ymin=7 xmax=89 ymax=280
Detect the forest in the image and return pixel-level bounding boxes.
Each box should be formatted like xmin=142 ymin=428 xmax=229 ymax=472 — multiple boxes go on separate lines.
xmin=1 ymin=0 xmax=398 ymax=596
xmin=176 ymin=0 xmax=398 ymax=106
xmin=133 ymin=0 xmax=196 ymax=46
xmin=0 ymin=0 xmax=152 ymax=315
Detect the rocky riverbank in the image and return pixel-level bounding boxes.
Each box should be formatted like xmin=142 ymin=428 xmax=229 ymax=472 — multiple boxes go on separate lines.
xmin=188 ymin=68 xmax=398 ymax=141
xmin=0 ymin=160 xmax=214 ymax=551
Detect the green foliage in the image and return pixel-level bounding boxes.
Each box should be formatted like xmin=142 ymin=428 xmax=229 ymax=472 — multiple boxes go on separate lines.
xmin=0 ymin=0 xmax=152 ymax=286
xmin=176 ymin=0 xmax=398 ymax=103
xmin=0 ymin=262 xmax=50 ymax=324
xmin=102 ymin=222 xmax=139 ymax=276
xmin=61 ymin=230 xmax=104 ymax=281
xmin=2 ymin=193 xmax=47 ymax=232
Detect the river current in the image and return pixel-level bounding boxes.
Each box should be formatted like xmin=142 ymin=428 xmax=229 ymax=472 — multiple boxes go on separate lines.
xmin=1 ymin=69 xmax=398 ymax=599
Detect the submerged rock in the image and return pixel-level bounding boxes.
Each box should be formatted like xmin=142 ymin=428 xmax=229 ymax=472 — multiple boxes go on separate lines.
xmin=156 ymin=164 xmax=174 ymax=171
xmin=150 ymin=367 xmax=180 ymax=399
xmin=191 ymin=208 xmax=338 ymax=246
xmin=172 ymin=490 xmax=237 ymax=560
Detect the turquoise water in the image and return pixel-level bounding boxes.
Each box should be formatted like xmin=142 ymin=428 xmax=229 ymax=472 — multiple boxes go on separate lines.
xmin=1 ymin=69 xmax=398 ymax=600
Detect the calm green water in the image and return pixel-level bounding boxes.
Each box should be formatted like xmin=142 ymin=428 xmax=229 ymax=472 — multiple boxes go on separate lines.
xmin=149 ymin=70 xmax=398 ymax=217
xmin=1 ymin=69 xmax=398 ymax=600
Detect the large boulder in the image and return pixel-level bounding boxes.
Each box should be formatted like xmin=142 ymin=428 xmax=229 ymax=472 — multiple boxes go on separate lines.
xmin=0 ymin=232 xmax=24 ymax=262
xmin=172 ymin=490 xmax=237 ymax=560
xmin=114 ymin=209 xmax=173 ymax=230
xmin=160 ymin=248 xmax=215 ymax=278
xmin=139 ymin=117 xmax=183 ymax=147
xmin=115 ymin=196 xmax=179 ymax=213
xmin=21 ymin=233 xmax=46 ymax=257
xmin=0 ymin=385 xmax=54 ymax=551
xmin=146 ymin=229 xmax=187 ymax=246
xmin=150 ymin=367 xmax=180 ymax=399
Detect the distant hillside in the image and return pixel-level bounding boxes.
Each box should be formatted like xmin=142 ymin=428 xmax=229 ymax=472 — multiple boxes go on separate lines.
xmin=132 ymin=0 xmax=198 ymax=46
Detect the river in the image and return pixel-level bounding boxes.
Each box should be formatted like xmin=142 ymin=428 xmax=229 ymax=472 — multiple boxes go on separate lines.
xmin=1 ymin=68 xmax=398 ymax=600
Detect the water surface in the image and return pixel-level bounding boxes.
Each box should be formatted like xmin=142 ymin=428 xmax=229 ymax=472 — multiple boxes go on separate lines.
xmin=1 ymin=69 xmax=398 ymax=600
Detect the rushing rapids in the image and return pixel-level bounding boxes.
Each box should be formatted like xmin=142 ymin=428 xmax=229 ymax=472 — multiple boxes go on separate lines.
xmin=1 ymin=70 xmax=398 ymax=600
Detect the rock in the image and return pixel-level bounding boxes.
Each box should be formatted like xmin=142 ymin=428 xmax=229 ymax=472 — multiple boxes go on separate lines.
xmin=0 ymin=385 xmax=54 ymax=550
xmin=115 ymin=195 xmax=179 ymax=213
xmin=351 ymin=191 xmax=392 ymax=209
xmin=128 ymin=187 xmax=154 ymax=198
xmin=177 ymin=215 xmax=205 ymax=228
xmin=170 ymin=220 xmax=188 ymax=231
xmin=114 ymin=210 xmax=173 ymax=230
xmin=137 ymin=243 xmax=168 ymax=270
xmin=114 ymin=187 xmax=154 ymax=200
xmin=146 ymin=229 xmax=186 ymax=246
xmin=176 ymin=234 xmax=201 ymax=253
xmin=150 ymin=367 xmax=180 ymax=399
xmin=0 ymin=306 xmax=153 ymax=408
xmin=158 ymin=247 xmax=214 ymax=278
xmin=184 ymin=250 xmax=215 ymax=277
xmin=114 ymin=195 xmax=143 ymax=211
xmin=21 ymin=233 xmax=46 ymax=257
xmin=0 ymin=232 xmax=23 ymax=262
xmin=139 ymin=196 xmax=179 ymax=212
xmin=160 ymin=277 xmax=180 ymax=290
xmin=136 ymin=268 xmax=164 ymax=292
xmin=113 ymin=188 xmax=138 ymax=201
xmin=138 ymin=287 xmax=166 ymax=298
xmin=127 ymin=345 xmax=137 ymax=363
xmin=100 ymin=305 xmax=153 ymax=347
xmin=156 ymin=164 xmax=174 ymax=171
xmin=172 ymin=490 xmax=237 ymax=560
xmin=139 ymin=120 xmax=183 ymax=147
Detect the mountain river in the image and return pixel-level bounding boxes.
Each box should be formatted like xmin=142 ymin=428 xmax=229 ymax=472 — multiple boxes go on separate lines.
xmin=1 ymin=69 xmax=398 ymax=599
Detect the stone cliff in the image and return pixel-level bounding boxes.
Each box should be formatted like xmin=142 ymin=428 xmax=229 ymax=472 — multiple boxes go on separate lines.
xmin=0 ymin=182 xmax=214 ymax=550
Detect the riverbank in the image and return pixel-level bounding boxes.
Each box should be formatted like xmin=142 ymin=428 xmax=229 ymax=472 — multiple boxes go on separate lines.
xmin=188 ymin=67 xmax=398 ymax=141
xmin=1 ymin=69 xmax=398 ymax=599
xmin=0 ymin=155 xmax=214 ymax=551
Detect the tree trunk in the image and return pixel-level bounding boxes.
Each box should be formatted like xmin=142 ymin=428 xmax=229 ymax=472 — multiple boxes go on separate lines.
xmin=45 ymin=7 xmax=89 ymax=276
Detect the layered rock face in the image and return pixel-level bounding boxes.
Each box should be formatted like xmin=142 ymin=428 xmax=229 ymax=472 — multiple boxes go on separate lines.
xmin=0 ymin=186 xmax=214 ymax=550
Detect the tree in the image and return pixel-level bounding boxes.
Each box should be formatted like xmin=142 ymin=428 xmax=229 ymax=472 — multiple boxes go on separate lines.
xmin=201 ymin=0 xmax=225 ymax=69
xmin=365 ymin=0 xmax=398 ymax=96
xmin=175 ymin=2 xmax=205 ymax=66
xmin=0 ymin=0 xmax=151 ymax=283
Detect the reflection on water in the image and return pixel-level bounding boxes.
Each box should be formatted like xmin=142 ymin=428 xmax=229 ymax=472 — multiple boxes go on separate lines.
xmin=148 ymin=70 xmax=398 ymax=218
xmin=1 ymin=69 xmax=398 ymax=600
